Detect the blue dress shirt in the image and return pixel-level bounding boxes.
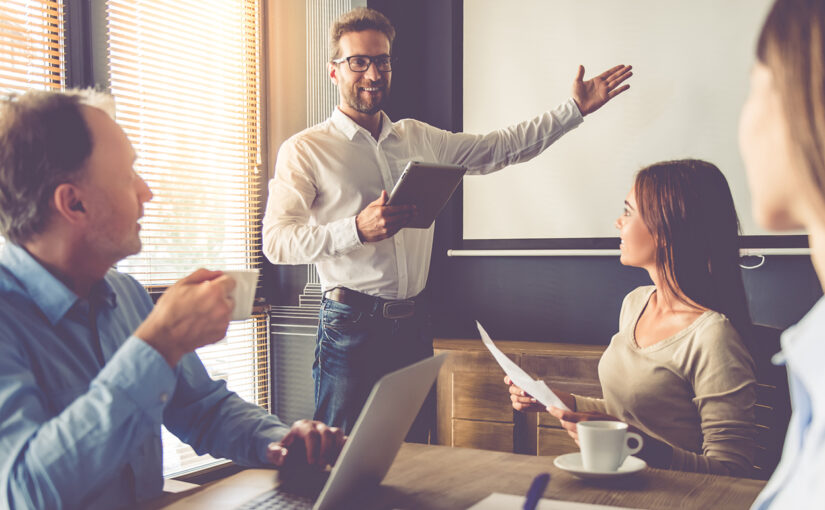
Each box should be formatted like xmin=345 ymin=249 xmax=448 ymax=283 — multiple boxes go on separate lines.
xmin=0 ymin=243 xmax=289 ymax=509
xmin=751 ymin=296 xmax=825 ymax=509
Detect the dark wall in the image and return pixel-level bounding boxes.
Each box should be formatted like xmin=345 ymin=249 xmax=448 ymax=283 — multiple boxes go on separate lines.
xmin=367 ymin=0 xmax=822 ymax=344
xmin=431 ymin=255 xmax=820 ymax=343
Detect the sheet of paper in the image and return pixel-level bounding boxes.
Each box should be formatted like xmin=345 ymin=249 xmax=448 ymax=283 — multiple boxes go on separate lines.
xmin=477 ymin=321 xmax=570 ymax=411
xmin=467 ymin=493 xmax=642 ymax=510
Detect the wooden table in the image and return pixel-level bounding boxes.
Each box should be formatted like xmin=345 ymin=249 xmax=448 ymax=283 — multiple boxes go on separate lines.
xmin=150 ymin=443 xmax=766 ymax=509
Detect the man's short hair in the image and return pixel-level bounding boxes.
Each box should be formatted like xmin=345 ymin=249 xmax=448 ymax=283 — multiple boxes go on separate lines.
xmin=329 ymin=7 xmax=396 ymax=61
xmin=0 ymin=89 xmax=114 ymax=244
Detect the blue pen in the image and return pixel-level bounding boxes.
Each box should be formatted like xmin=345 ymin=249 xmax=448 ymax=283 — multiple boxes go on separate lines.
xmin=523 ymin=472 xmax=550 ymax=510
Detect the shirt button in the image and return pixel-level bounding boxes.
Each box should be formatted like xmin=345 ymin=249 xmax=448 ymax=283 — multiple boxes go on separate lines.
xmin=160 ymin=392 xmax=169 ymax=403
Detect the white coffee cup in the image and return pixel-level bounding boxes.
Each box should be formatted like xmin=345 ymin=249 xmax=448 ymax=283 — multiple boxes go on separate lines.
xmin=577 ymin=420 xmax=643 ymax=472
xmin=222 ymin=269 xmax=259 ymax=321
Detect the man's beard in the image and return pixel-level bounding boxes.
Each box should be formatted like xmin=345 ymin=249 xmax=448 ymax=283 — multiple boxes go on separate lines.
xmin=343 ymin=80 xmax=390 ymax=115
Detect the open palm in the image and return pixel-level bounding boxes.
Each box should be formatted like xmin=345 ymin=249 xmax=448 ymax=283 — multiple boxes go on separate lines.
xmin=572 ymin=64 xmax=633 ymax=116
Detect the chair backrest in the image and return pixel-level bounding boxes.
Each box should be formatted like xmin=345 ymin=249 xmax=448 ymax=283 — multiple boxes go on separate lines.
xmin=748 ymin=324 xmax=792 ymax=480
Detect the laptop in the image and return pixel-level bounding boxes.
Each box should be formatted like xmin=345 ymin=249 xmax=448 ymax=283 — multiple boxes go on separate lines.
xmin=168 ymin=353 xmax=447 ymax=510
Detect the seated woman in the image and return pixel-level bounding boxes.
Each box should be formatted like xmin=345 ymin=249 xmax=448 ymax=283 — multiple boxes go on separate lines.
xmin=506 ymin=159 xmax=757 ymax=476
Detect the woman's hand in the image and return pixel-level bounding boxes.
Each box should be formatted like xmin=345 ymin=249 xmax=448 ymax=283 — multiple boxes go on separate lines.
xmin=547 ymin=407 xmax=625 ymax=445
xmin=504 ymin=376 xmax=576 ymax=412
xmin=504 ymin=375 xmax=546 ymax=412
xmin=505 ymin=376 xmax=577 ymax=412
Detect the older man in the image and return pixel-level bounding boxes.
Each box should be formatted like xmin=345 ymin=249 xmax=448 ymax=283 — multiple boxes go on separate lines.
xmin=0 ymin=90 xmax=342 ymax=510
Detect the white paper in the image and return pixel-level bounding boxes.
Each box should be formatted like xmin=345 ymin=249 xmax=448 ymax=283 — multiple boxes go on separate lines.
xmin=467 ymin=493 xmax=641 ymax=510
xmin=477 ymin=321 xmax=570 ymax=411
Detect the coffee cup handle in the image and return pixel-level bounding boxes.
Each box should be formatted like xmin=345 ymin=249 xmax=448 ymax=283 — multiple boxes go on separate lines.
xmin=624 ymin=432 xmax=643 ymax=457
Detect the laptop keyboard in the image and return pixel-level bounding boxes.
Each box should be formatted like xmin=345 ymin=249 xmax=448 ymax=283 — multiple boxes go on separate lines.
xmin=235 ymin=488 xmax=314 ymax=510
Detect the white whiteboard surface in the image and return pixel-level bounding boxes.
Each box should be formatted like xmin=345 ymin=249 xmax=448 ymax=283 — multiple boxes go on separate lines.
xmin=462 ymin=0 xmax=779 ymax=241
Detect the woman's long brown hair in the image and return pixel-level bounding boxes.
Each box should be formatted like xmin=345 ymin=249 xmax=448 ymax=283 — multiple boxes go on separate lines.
xmin=634 ymin=159 xmax=751 ymax=338
xmin=757 ymin=0 xmax=825 ymax=214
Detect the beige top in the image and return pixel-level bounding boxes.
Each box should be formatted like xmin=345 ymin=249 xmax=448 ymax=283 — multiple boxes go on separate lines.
xmin=574 ymin=286 xmax=757 ymax=476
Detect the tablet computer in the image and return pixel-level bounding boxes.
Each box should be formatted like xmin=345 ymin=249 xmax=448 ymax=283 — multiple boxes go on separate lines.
xmin=387 ymin=161 xmax=467 ymax=229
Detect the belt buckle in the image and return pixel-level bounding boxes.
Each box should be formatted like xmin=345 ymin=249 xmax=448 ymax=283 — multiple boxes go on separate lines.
xmin=382 ymin=300 xmax=415 ymax=319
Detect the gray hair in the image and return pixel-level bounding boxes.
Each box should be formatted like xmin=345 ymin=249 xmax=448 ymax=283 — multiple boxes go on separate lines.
xmin=0 ymin=89 xmax=115 ymax=244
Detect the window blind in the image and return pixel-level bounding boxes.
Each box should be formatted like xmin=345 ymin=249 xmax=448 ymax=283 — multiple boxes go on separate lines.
xmin=105 ymin=0 xmax=268 ymax=477
xmin=0 ymin=0 xmax=64 ymax=94
xmin=306 ymin=0 xmax=352 ymax=126
xmin=0 ymin=0 xmax=64 ymax=249
xmin=106 ymin=0 xmax=263 ymax=287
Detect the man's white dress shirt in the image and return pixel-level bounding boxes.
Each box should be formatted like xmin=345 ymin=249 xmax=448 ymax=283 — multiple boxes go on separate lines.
xmin=263 ymin=99 xmax=583 ymax=299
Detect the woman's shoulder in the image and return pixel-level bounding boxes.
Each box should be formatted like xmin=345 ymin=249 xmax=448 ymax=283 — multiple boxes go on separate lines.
xmin=684 ymin=311 xmax=753 ymax=364
xmin=692 ymin=310 xmax=741 ymax=342
xmin=621 ymin=285 xmax=656 ymax=311
xmin=617 ymin=285 xmax=655 ymax=331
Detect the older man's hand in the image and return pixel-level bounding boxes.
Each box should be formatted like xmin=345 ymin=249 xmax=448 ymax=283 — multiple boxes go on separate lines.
xmin=135 ymin=268 xmax=235 ymax=367
xmin=267 ymin=420 xmax=347 ymax=470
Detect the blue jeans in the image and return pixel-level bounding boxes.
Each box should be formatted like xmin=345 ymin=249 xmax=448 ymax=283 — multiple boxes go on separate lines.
xmin=312 ymin=296 xmax=434 ymax=442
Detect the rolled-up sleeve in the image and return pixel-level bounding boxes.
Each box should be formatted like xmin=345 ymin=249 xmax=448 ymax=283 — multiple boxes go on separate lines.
xmin=262 ymin=139 xmax=363 ymax=265
xmin=163 ymin=351 xmax=290 ymax=467
xmin=427 ymin=98 xmax=583 ymax=175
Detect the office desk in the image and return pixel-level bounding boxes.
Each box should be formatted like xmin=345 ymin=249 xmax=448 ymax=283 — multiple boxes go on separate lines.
xmin=150 ymin=443 xmax=765 ymax=509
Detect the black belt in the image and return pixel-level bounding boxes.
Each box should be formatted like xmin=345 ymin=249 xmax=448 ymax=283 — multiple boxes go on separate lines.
xmin=324 ymin=287 xmax=418 ymax=320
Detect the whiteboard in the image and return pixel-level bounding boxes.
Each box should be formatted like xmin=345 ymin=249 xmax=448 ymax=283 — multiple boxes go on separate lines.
xmin=462 ymin=0 xmax=783 ymax=242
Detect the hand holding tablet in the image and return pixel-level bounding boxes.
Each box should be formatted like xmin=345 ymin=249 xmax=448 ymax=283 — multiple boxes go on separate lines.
xmin=386 ymin=161 xmax=466 ymax=229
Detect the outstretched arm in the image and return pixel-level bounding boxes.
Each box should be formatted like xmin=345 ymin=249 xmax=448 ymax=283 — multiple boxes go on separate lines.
xmin=427 ymin=64 xmax=632 ymax=176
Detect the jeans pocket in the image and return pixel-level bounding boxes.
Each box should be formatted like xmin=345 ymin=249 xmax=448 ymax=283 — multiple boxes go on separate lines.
xmin=322 ymin=301 xmax=364 ymax=333
xmin=319 ymin=304 xmax=371 ymax=378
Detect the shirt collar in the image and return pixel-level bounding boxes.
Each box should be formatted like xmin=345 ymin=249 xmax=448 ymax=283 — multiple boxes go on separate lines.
xmin=0 ymin=243 xmax=116 ymax=325
xmin=776 ymin=295 xmax=825 ymax=388
xmin=330 ymin=107 xmax=396 ymax=142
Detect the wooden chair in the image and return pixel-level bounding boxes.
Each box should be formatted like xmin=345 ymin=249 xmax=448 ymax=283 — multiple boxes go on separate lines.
xmin=748 ymin=324 xmax=792 ymax=480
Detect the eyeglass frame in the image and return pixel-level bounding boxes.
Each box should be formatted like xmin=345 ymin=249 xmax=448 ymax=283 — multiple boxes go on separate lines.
xmin=331 ymin=54 xmax=395 ymax=73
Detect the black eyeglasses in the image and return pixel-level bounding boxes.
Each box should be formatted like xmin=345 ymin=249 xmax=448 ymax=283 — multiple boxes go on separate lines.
xmin=331 ymin=54 xmax=395 ymax=73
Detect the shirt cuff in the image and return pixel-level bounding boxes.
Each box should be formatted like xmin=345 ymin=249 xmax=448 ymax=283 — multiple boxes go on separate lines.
xmin=255 ymin=424 xmax=291 ymax=465
xmin=572 ymin=394 xmax=606 ymax=414
xmin=562 ymin=97 xmax=585 ymax=127
xmin=95 ymin=335 xmax=177 ymax=422
xmin=328 ymin=215 xmax=363 ymax=255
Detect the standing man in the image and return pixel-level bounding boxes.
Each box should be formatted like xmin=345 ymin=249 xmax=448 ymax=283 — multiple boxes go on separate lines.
xmin=262 ymin=7 xmax=632 ymax=440
xmin=0 ymin=90 xmax=343 ymax=510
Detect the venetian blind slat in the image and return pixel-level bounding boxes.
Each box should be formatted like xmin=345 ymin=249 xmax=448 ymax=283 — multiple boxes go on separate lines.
xmin=0 ymin=0 xmax=64 ymax=95
xmin=106 ymin=0 xmax=265 ymax=478
xmin=108 ymin=0 xmax=263 ymax=286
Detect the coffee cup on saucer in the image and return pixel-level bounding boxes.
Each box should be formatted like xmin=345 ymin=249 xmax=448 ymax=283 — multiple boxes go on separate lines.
xmin=222 ymin=269 xmax=259 ymax=321
xmin=577 ymin=420 xmax=643 ymax=472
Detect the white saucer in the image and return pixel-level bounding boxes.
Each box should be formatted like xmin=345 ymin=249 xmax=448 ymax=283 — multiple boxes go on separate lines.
xmin=553 ymin=452 xmax=647 ymax=479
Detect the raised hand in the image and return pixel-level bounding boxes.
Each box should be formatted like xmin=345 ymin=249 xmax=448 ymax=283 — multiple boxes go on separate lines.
xmin=571 ymin=64 xmax=633 ymax=116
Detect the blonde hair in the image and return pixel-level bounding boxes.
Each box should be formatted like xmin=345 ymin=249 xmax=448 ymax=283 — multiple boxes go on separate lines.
xmin=757 ymin=0 xmax=825 ymax=210
xmin=329 ymin=7 xmax=395 ymax=61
